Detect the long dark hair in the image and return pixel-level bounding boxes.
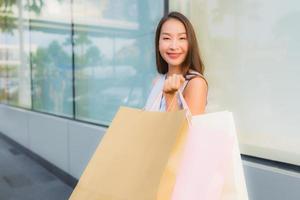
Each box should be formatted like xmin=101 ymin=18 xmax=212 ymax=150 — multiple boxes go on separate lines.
xmin=155 ymin=11 xmax=205 ymax=76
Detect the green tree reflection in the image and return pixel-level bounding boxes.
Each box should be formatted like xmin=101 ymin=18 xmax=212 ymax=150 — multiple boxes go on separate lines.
xmin=0 ymin=0 xmax=17 ymax=34
xmin=31 ymin=40 xmax=71 ymax=111
xmin=0 ymin=0 xmax=62 ymax=33
xmin=24 ymin=0 xmax=44 ymax=15
xmin=31 ymin=35 xmax=102 ymax=115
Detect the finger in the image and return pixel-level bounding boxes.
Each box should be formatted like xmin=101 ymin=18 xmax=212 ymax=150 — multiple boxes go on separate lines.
xmin=175 ymin=75 xmax=180 ymax=89
xmin=165 ymin=79 xmax=173 ymax=93
xmin=165 ymin=79 xmax=171 ymax=92
xmin=163 ymin=79 xmax=168 ymax=92
xmin=171 ymin=75 xmax=177 ymax=91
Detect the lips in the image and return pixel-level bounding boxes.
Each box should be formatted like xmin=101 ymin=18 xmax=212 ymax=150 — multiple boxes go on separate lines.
xmin=166 ymin=52 xmax=181 ymax=59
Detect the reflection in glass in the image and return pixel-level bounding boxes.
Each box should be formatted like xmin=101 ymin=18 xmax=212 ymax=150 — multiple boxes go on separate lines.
xmin=1 ymin=0 xmax=165 ymax=125
xmin=0 ymin=33 xmax=8 ymax=103
xmin=0 ymin=0 xmax=31 ymax=108
xmin=30 ymin=0 xmax=73 ymax=117
xmin=73 ymin=0 xmax=164 ymax=124
xmin=31 ymin=31 xmax=73 ymax=116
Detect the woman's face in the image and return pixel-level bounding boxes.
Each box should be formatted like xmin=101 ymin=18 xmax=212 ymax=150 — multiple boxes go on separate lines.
xmin=159 ymin=18 xmax=188 ymax=69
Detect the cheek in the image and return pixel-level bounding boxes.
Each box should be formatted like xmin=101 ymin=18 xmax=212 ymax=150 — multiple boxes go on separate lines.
xmin=159 ymin=42 xmax=167 ymax=57
xmin=159 ymin=40 xmax=167 ymax=52
xmin=183 ymin=42 xmax=189 ymax=53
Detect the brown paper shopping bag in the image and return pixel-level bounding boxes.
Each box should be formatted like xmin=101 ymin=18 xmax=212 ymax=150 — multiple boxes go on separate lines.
xmin=69 ymin=106 xmax=188 ymax=200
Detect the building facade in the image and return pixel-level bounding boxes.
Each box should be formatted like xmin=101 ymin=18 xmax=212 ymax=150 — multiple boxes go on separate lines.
xmin=0 ymin=0 xmax=299 ymax=180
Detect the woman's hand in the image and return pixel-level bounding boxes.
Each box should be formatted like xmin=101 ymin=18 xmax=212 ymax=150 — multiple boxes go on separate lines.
xmin=163 ymin=74 xmax=185 ymax=111
xmin=163 ymin=74 xmax=185 ymax=94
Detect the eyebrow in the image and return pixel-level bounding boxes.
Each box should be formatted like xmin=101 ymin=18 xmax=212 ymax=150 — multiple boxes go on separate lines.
xmin=161 ymin=32 xmax=187 ymax=36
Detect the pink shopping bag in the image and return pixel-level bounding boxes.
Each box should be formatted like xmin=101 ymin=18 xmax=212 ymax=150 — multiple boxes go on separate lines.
xmin=147 ymin=81 xmax=248 ymax=200
xmin=171 ymin=111 xmax=236 ymax=200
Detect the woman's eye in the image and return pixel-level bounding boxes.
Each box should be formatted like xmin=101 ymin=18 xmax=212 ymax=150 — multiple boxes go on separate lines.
xmin=163 ymin=37 xmax=170 ymax=40
xmin=179 ymin=37 xmax=187 ymax=40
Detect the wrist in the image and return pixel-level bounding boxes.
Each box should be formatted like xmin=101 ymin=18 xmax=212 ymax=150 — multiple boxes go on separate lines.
xmin=163 ymin=91 xmax=177 ymax=100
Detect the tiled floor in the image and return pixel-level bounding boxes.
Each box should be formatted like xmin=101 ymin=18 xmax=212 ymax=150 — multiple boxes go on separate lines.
xmin=0 ymin=137 xmax=73 ymax=200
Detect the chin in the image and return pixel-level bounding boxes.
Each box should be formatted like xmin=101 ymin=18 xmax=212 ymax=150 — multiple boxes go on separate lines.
xmin=168 ymin=61 xmax=184 ymax=67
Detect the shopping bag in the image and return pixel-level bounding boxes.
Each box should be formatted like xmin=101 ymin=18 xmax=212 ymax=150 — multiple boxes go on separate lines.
xmin=156 ymin=112 xmax=190 ymax=200
xmin=69 ymin=106 xmax=188 ymax=200
xmin=219 ymin=114 xmax=249 ymax=200
xmin=171 ymin=111 xmax=242 ymax=200
xmin=154 ymin=92 xmax=248 ymax=200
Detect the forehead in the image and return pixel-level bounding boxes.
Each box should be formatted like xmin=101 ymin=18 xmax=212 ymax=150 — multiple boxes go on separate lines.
xmin=160 ymin=18 xmax=186 ymax=34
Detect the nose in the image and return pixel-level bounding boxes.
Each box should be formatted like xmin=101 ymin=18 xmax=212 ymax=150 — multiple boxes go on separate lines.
xmin=169 ymin=39 xmax=179 ymax=50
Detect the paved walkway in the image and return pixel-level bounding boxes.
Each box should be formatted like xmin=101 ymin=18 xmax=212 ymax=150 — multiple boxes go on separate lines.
xmin=0 ymin=136 xmax=73 ymax=200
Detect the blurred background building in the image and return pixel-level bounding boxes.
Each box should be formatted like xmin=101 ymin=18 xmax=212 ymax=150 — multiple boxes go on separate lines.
xmin=0 ymin=0 xmax=299 ymax=199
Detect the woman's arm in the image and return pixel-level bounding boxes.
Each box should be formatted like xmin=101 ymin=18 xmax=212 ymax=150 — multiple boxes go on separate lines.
xmin=183 ymin=77 xmax=208 ymax=115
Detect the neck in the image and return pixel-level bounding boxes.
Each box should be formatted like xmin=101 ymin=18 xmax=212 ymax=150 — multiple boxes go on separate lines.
xmin=167 ymin=65 xmax=183 ymax=76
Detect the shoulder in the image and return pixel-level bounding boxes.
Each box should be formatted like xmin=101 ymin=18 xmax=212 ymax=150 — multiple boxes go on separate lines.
xmin=185 ymin=76 xmax=208 ymax=93
xmin=183 ymin=76 xmax=208 ymax=115
xmin=186 ymin=69 xmax=207 ymax=84
xmin=185 ymin=69 xmax=208 ymax=91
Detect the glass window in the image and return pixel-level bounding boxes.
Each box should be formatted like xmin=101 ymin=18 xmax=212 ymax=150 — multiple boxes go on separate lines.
xmin=29 ymin=0 xmax=73 ymax=117
xmin=0 ymin=31 xmax=8 ymax=103
xmin=73 ymin=0 xmax=164 ymax=124
xmin=0 ymin=0 xmax=31 ymax=108
xmin=1 ymin=0 xmax=165 ymax=126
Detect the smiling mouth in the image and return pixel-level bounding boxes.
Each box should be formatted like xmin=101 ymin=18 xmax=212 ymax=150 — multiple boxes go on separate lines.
xmin=167 ymin=53 xmax=181 ymax=59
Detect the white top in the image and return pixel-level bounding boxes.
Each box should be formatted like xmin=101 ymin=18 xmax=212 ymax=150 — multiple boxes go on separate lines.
xmin=144 ymin=70 xmax=204 ymax=111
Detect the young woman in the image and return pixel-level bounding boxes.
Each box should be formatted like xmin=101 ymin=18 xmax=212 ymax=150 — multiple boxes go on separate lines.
xmin=145 ymin=11 xmax=208 ymax=115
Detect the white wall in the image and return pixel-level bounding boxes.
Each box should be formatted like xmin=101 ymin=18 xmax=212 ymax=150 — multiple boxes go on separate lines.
xmin=0 ymin=104 xmax=106 ymax=179
xmin=170 ymin=0 xmax=300 ymax=166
